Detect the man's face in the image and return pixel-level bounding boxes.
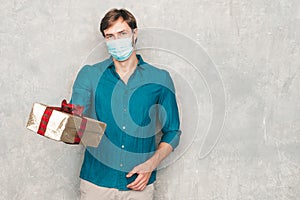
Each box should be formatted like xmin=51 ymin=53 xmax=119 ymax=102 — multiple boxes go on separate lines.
xmin=103 ymin=17 xmax=137 ymax=42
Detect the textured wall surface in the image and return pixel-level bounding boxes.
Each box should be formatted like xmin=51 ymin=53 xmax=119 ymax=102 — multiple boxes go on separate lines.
xmin=1 ymin=0 xmax=299 ymax=199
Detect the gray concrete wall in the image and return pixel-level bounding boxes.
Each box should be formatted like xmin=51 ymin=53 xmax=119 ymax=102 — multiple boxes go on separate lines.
xmin=1 ymin=0 xmax=299 ymax=199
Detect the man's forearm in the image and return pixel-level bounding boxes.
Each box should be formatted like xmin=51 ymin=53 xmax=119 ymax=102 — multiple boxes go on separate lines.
xmin=146 ymin=142 xmax=173 ymax=171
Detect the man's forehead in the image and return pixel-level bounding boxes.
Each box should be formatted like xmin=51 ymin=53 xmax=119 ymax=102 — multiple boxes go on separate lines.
xmin=104 ymin=18 xmax=131 ymax=35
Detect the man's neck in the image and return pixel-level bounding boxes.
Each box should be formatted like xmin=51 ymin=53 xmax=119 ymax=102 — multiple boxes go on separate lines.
xmin=113 ymin=52 xmax=139 ymax=84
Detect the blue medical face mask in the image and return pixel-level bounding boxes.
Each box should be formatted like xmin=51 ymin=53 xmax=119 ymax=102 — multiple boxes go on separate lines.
xmin=105 ymin=36 xmax=134 ymax=61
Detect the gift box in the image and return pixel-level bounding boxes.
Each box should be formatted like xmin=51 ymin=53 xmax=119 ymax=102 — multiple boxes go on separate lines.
xmin=26 ymin=100 xmax=106 ymax=147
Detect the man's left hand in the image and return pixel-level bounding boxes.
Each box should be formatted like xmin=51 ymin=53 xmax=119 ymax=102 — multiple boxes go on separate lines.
xmin=126 ymin=142 xmax=173 ymax=191
xmin=126 ymin=161 xmax=155 ymax=191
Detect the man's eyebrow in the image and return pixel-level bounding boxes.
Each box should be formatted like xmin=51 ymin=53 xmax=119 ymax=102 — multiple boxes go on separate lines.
xmin=118 ymin=30 xmax=126 ymax=33
xmin=105 ymin=29 xmax=127 ymax=36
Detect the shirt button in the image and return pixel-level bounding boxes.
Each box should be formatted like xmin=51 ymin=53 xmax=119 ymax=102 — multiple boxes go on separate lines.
xmin=121 ymin=145 xmax=125 ymax=149
xmin=122 ymin=126 xmax=126 ymax=130
xmin=123 ymin=108 xmax=127 ymax=112
xmin=120 ymin=163 xmax=123 ymax=167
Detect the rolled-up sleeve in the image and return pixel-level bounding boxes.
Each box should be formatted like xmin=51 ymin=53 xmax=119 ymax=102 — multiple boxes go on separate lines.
xmin=70 ymin=65 xmax=92 ymax=117
xmin=158 ymin=71 xmax=182 ymax=150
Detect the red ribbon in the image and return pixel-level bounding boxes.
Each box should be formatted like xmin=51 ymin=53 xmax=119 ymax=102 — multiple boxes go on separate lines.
xmin=60 ymin=99 xmax=84 ymax=117
xmin=37 ymin=99 xmax=87 ymax=144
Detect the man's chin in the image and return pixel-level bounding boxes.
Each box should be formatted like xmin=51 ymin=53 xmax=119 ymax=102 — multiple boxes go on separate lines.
xmin=113 ymin=52 xmax=136 ymax=62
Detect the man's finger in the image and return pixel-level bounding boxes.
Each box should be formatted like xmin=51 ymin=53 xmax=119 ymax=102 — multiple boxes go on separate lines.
xmin=131 ymin=179 xmax=147 ymax=190
xmin=140 ymin=184 xmax=147 ymax=191
xmin=137 ymin=183 xmax=146 ymax=191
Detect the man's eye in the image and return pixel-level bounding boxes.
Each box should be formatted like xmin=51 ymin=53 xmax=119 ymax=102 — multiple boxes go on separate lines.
xmin=121 ymin=32 xmax=127 ymax=35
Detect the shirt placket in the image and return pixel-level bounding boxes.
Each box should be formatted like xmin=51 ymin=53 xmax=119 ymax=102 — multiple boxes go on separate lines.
xmin=112 ymin=65 xmax=139 ymax=190
xmin=118 ymin=83 xmax=129 ymax=189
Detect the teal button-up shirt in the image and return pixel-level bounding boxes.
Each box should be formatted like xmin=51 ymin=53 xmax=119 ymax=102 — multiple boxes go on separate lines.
xmin=70 ymin=54 xmax=181 ymax=190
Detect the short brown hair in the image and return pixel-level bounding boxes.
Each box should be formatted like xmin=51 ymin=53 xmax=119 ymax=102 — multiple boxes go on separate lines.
xmin=100 ymin=8 xmax=137 ymax=37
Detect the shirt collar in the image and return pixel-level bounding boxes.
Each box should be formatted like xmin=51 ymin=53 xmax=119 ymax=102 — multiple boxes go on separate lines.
xmin=107 ymin=54 xmax=146 ymax=69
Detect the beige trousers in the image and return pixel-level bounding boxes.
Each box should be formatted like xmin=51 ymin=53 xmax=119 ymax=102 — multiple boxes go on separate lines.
xmin=80 ymin=179 xmax=154 ymax=200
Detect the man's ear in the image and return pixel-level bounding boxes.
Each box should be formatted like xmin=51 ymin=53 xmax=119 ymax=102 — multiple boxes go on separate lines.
xmin=133 ymin=28 xmax=138 ymax=35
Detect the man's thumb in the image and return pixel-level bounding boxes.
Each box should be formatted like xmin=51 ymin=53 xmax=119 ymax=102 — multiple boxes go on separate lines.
xmin=126 ymin=168 xmax=136 ymax=178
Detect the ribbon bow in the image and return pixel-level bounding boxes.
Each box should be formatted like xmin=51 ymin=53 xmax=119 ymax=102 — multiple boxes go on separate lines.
xmin=60 ymin=99 xmax=84 ymax=116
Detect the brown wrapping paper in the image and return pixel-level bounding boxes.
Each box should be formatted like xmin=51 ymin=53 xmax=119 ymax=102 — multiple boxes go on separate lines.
xmin=26 ymin=102 xmax=106 ymax=147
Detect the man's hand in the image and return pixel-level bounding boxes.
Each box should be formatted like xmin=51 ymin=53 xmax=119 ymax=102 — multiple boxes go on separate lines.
xmin=126 ymin=142 xmax=173 ymax=191
xmin=126 ymin=161 xmax=155 ymax=191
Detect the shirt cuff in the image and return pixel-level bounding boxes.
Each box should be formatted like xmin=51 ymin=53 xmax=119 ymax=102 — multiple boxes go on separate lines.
xmin=159 ymin=130 xmax=182 ymax=150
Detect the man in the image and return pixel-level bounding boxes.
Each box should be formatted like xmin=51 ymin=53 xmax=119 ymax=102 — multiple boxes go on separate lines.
xmin=71 ymin=8 xmax=181 ymax=200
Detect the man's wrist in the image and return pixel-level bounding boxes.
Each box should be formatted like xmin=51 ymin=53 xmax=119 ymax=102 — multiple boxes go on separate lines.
xmin=145 ymin=142 xmax=173 ymax=171
xmin=146 ymin=153 xmax=160 ymax=171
